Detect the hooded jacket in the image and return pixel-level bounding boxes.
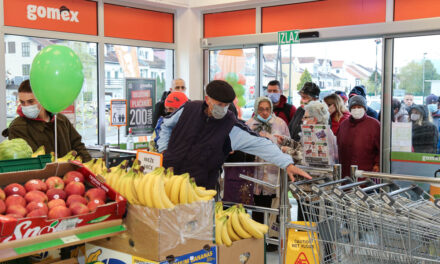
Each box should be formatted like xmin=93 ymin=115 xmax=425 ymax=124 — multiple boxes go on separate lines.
xmin=349 ymin=85 xmax=379 ymax=120
xmin=7 ymin=106 xmax=91 ymax=161
xmin=410 ymin=105 xmax=439 ymax=154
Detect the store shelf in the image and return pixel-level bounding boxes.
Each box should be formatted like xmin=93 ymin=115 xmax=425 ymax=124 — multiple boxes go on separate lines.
xmin=0 ymin=219 xmax=125 ymax=262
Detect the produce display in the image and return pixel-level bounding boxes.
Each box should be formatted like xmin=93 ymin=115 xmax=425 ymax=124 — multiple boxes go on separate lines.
xmin=215 ymin=202 xmax=268 ymax=246
xmin=0 ymin=170 xmax=107 ymax=220
xmin=83 ymin=159 xmax=217 ymax=209
xmin=0 ymin=138 xmax=33 ymax=160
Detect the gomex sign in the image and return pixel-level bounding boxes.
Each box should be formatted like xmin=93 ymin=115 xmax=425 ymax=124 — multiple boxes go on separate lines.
xmin=4 ymin=0 xmax=97 ymax=35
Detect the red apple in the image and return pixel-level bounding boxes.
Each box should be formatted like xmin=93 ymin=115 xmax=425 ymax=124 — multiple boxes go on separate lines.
xmin=66 ymin=195 xmax=87 ymax=207
xmin=48 ymin=199 xmax=66 ymax=210
xmin=6 ymin=205 xmax=27 ymax=217
xmin=48 ymin=206 xmax=71 ymax=219
xmin=5 ymin=195 xmax=26 ymax=208
xmin=26 ymin=202 xmax=48 ymax=214
xmin=85 ymin=188 xmax=106 ymax=202
xmin=24 ymin=179 xmax=47 ymax=192
xmin=4 ymin=183 xmax=26 ymax=197
xmin=0 ymin=188 xmax=5 ymax=200
xmin=45 ymin=176 xmax=64 ymax=190
xmin=64 ymin=182 xmax=85 ymax=196
xmin=46 ymin=189 xmax=66 ymax=201
xmin=69 ymin=202 xmax=89 ymax=215
xmin=24 ymin=191 xmax=48 ymax=204
xmin=27 ymin=208 xmax=47 ymax=217
xmin=0 ymin=200 xmax=5 ymax=214
xmin=87 ymin=199 xmax=104 ymax=211
xmin=63 ymin=171 xmax=84 ymax=185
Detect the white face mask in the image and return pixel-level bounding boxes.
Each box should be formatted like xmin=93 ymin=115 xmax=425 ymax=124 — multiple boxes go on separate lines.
xmin=211 ymin=104 xmax=229 ymax=119
xmin=411 ymin=113 xmax=420 ymax=121
xmin=22 ymin=104 xmax=41 ymax=119
xmin=350 ymin=108 xmax=365 ymax=119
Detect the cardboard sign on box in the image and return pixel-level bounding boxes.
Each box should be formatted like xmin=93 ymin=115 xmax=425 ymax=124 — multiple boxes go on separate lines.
xmin=93 ymin=201 xmax=214 ymax=261
xmin=86 ymin=243 xmax=217 ymax=264
xmin=0 ymin=162 xmax=126 ymax=243
xmin=217 ymin=238 xmax=264 ymax=264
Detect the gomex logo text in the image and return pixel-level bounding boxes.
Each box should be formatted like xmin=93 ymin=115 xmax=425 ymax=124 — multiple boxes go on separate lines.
xmin=27 ymin=5 xmax=79 ymax=22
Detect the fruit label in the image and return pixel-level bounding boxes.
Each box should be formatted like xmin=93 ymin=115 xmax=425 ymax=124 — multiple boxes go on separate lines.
xmin=55 ymin=218 xmax=83 ymax=232
xmin=12 ymin=187 xmax=18 ymax=192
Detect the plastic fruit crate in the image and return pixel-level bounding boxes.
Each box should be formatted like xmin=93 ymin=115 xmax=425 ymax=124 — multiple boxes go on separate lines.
xmin=0 ymin=154 xmax=52 ymax=173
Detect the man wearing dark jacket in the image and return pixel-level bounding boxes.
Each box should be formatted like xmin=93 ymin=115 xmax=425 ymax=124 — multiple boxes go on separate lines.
xmin=6 ymin=80 xmax=91 ymax=161
xmin=348 ymin=85 xmax=379 ymax=120
xmin=266 ymin=80 xmax=296 ymax=124
xmin=152 ymin=78 xmax=186 ymax=128
xmin=288 ymin=82 xmax=320 ymax=141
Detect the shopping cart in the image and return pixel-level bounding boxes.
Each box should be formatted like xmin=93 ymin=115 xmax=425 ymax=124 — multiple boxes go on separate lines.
xmin=290 ymin=172 xmax=440 ymax=264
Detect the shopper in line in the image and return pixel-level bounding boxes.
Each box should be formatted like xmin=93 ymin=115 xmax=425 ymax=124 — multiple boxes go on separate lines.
xmin=152 ymin=78 xmax=186 ymax=128
xmin=403 ymin=93 xmax=415 ymax=113
xmin=5 ymin=80 xmax=91 ymax=161
xmin=245 ymin=97 xmax=290 ymax=222
xmin=157 ymin=80 xmax=311 ymax=189
xmin=324 ymin=93 xmax=350 ymax=134
xmin=409 ymin=104 xmax=438 ymax=154
xmin=348 ymin=85 xmax=379 ymax=119
xmin=288 ymin=82 xmax=320 ymax=141
xmin=392 ymin=98 xmax=409 ymax=122
xmin=426 ymin=94 xmax=440 ymax=128
xmin=266 ymin=80 xmax=296 ymax=125
xmin=337 ymin=95 xmax=380 ymax=178
xmin=335 ymin=91 xmax=349 ymax=105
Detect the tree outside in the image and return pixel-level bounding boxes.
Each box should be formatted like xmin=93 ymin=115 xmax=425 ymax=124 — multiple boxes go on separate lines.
xmin=297 ymin=68 xmax=312 ymax=91
xmin=397 ymin=60 xmax=440 ymax=96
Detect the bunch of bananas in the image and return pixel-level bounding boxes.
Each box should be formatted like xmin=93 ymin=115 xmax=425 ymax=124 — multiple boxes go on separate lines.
xmin=215 ymin=202 xmax=268 ymax=246
xmin=32 ymin=145 xmax=82 ymax=162
xmin=83 ymin=159 xmax=217 ymax=209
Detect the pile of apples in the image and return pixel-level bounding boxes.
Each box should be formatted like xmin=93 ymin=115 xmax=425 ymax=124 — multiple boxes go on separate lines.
xmin=0 ymin=171 xmax=107 ymax=219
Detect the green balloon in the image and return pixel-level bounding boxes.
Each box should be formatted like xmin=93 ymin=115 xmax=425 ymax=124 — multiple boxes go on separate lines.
xmin=238 ymin=96 xmax=246 ymax=107
xmin=233 ymin=83 xmax=245 ymax=97
xmin=225 ymin=72 xmax=239 ymax=84
xmin=30 ymin=45 xmax=84 ymax=113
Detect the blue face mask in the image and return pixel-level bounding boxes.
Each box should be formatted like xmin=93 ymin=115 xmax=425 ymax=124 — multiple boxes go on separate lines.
xmin=257 ymin=114 xmax=272 ymax=123
xmin=428 ymin=104 xmax=438 ymax=113
xmin=267 ymin=93 xmax=281 ymax=104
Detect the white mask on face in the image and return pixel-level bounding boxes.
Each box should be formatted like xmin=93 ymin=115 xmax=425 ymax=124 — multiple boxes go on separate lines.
xmin=22 ymin=104 xmax=41 ymax=119
xmin=350 ymin=108 xmax=365 ymax=119
xmin=411 ymin=113 xmax=420 ymax=121
xmin=211 ymin=104 xmax=229 ymax=119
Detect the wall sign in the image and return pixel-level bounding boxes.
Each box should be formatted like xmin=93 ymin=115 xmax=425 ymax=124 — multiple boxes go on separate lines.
xmin=110 ymin=100 xmax=127 ymax=127
xmin=126 ymin=78 xmax=156 ymax=136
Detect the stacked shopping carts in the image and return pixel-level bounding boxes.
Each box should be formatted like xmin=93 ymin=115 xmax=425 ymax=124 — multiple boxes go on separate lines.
xmin=290 ymin=175 xmax=440 ymax=264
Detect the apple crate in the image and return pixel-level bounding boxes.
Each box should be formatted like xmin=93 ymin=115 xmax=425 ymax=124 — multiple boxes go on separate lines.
xmin=0 ymin=155 xmax=52 ymax=173
xmin=0 ymin=162 xmax=126 ymax=243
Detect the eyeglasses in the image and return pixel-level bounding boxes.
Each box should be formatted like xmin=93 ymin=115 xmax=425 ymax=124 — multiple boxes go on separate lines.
xmin=174 ymin=86 xmax=185 ymax=89
xmin=258 ymin=107 xmax=271 ymax=112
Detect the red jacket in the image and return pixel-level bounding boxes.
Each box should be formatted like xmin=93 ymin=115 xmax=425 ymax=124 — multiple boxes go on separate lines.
xmin=336 ymin=114 xmax=380 ymax=178
xmin=273 ymin=95 xmax=296 ymax=125
xmin=331 ymin=111 xmax=350 ymax=135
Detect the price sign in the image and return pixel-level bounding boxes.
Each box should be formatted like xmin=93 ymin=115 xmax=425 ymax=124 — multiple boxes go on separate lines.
xmin=137 ymin=150 xmax=163 ymax=173
xmin=110 ymin=100 xmax=127 ymax=127
xmin=126 ymin=78 xmax=156 ymax=136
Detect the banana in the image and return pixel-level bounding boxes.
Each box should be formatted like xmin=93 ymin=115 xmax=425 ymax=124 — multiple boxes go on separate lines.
xmin=86 ymin=249 xmax=102 ymax=263
xmin=143 ymin=174 xmax=155 ymax=208
xmin=243 ymin=213 xmax=269 ymax=234
xmin=152 ymin=174 xmax=165 ymax=209
xmin=32 ymin=146 xmax=45 ymax=157
xmin=194 ymin=186 xmax=217 ymax=198
xmin=230 ymin=207 xmax=251 ymax=239
xmin=58 ymin=150 xmax=77 ymax=162
xmin=179 ymin=176 xmax=189 ymax=204
xmin=221 ymin=217 xmax=232 ymax=246
xmin=170 ymin=175 xmax=185 ymax=204
xmin=187 ymin=179 xmax=197 ymax=203
xmin=225 ymin=212 xmax=241 ymax=241
xmin=192 ymin=182 xmax=213 ymax=201
xmin=159 ymin=176 xmax=175 ymax=209
xmin=83 ymin=158 xmax=97 ymax=171
xmin=215 ymin=217 xmax=223 ymax=245
xmin=238 ymin=208 xmax=264 ymax=239
xmin=75 ymin=156 xmax=83 ymax=163
xmin=165 ymin=176 xmax=178 ymax=198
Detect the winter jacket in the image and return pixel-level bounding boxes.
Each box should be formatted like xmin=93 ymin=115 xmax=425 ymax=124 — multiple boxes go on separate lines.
xmin=410 ymin=105 xmax=439 ymax=154
xmin=288 ymin=107 xmax=305 ymax=141
xmin=395 ymin=105 xmax=409 ymax=122
xmin=330 ymin=111 xmax=350 ymax=134
xmin=337 ymin=115 xmax=380 ymax=178
xmin=7 ymin=107 xmax=91 ymax=162
xmin=273 ymin=95 xmax=296 ymax=125
xmin=152 ymin=91 xmax=170 ymax=128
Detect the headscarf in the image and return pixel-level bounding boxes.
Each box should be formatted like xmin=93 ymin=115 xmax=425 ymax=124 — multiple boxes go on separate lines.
xmin=252 ymin=96 xmax=273 ymax=133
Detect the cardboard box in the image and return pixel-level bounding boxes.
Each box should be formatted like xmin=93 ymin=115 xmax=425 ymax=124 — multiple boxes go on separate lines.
xmin=85 ymin=242 xmax=217 ymax=264
xmin=93 ymin=201 xmax=214 ymax=261
xmin=0 ymin=162 xmax=126 ymax=243
xmin=217 ymin=238 xmax=264 ymax=264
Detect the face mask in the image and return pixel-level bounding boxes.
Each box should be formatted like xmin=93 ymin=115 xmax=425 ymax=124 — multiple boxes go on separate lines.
xmin=351 ymin=108 xmax=365 ymax=119
xmin=211 ymin=104 xmax=229 ymax=119
xmin=428 ymin=104 xmax=437 ymax=113
xmin=267 ymin=93 xmax=281 ymax=104
xmin=257 ymin=114 xmax=272 ymax=123
xmin=411 ymin=113 xmax=420 ymax=121
xmin=22 ymin=104 xmax=41 ymax=119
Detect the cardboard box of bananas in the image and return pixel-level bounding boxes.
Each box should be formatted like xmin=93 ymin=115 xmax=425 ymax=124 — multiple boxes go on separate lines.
xmin=82 ymin=158 xmax=217 ymax=208
xmin=215 ymin=202 xmax=268 ymax=247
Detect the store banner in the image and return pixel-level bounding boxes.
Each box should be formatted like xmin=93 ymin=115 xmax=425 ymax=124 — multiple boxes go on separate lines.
xmin=126 ymin=78 xmax=156 ymax=136
xmin=114 ymin=46 xmax=140 ymax=78
xmin=4 ymin=0 xmax=97 ymax=35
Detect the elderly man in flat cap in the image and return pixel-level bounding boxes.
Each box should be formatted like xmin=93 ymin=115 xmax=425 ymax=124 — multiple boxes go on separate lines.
xmin=157 ymin=80 xmax=311 ymax=189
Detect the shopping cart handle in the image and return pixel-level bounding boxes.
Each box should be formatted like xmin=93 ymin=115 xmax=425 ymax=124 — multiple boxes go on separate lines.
xmin=317 ymin=177 xmax=351 ymax=188
xmin=387 ymin=184 xmax=423 ymax=197
xmin=291 ymin=176 xmax=329 ymax=186
xmin=361 ymin=182 xmax=395 ymax=192
xmin=337 ymin=180 xmax=373 ymax=191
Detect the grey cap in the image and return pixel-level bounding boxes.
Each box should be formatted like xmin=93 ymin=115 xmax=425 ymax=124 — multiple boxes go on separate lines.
xmin=348 ymin=95 xmax=367 ymax=111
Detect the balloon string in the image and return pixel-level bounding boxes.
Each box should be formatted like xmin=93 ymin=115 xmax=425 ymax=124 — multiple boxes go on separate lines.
xmin=54 ymin=114 xmax=58 ymax=162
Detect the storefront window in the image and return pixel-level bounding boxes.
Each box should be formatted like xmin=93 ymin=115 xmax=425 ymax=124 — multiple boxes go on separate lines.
xmin=104 ymin=44 xmax=174 ymax=145
xmin=4 ymin=35 xmax=98 ymax=146
xmin=209 ymin=48 xmax=257 ymax=120
xmin=391 ymin=36 xmax=440 ymax=179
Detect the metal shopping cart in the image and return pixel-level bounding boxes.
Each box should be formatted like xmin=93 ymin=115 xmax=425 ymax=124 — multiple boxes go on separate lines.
xmin=290 ymin=168 xmax=440 ymax=264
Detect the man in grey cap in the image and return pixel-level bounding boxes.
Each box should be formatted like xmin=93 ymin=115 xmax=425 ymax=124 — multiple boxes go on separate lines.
xmin=157 ymin=80 xmax=311 ymax=189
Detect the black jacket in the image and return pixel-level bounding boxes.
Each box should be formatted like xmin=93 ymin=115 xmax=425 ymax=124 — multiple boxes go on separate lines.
xmin=288 ymin=107 xmax=305 ymax=141
xmin=152 ymin=91 xmax=171 ymax=128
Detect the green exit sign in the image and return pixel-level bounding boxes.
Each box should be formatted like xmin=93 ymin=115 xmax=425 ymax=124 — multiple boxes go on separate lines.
xmin=278 ymin=30 xmax=300 ymax=45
